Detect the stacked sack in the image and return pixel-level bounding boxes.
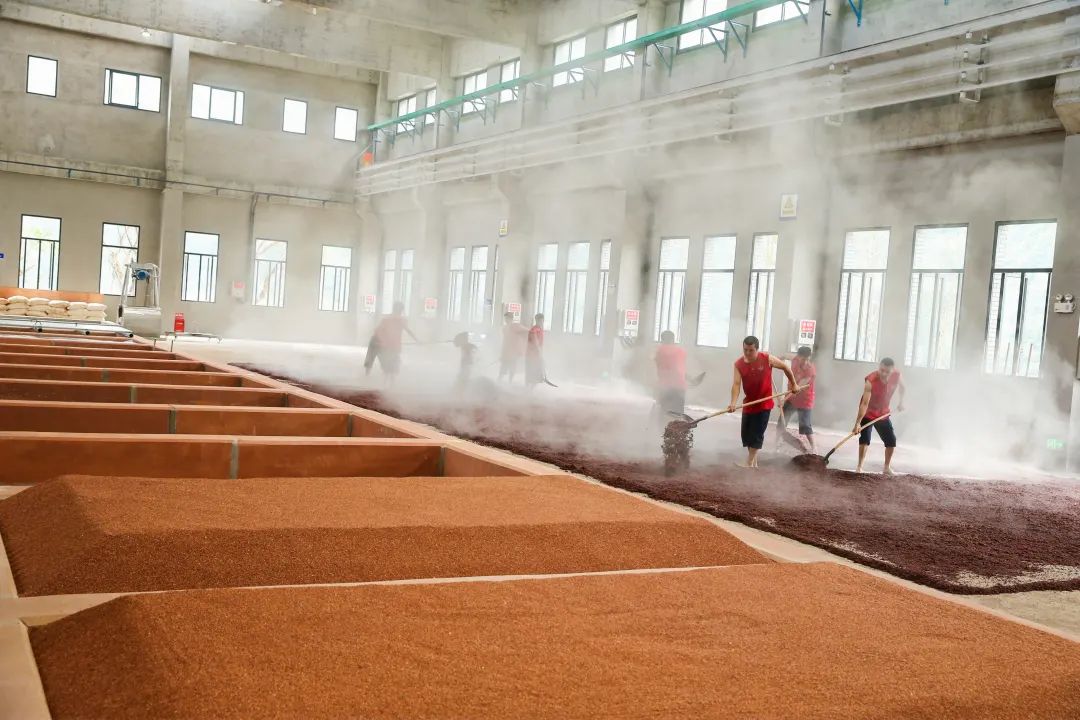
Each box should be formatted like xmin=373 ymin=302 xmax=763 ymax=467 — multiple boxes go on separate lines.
xmin=86 ymin=302 xmax=107 ymax=322
xmin=46 ymin=299 xmax=70 ymax=318
xmin=67 ymin=301 xmax=88 ymax=321
xmin=0 ymin=297 xmax=6 ymax=315
xmin=27 ymin=297 xmax=50 ymax=318
xmin=4 ymin=295 xmax=29 ymax=317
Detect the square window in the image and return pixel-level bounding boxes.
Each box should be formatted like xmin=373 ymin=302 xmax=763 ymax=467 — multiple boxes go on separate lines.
xmin=335 ymin=107 xmax=358 ymax=141
xmin=283 ymin=98 xmax=307 ymax=134
xmin=27 ymin=56 xmax=57 ymax=97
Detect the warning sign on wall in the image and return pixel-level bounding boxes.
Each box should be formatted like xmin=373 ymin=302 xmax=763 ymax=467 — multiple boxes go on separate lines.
xmin=623 ymin=309 xmax=640 ymax=337
xmin=230 ymin=280 xmax=245 ymax=300
xmin=780 ymin=193 xmax=798 ymax=219
xmin=797 ymin=319 xmax=816 ymax=347
xmin=498 ymin=219 xmax=509 ymax=237
xmin=362 ymin=294 xmax=377 ymax=313
xmin=423 ymin=297 xmax=438 ymax=318
xmin=506 ymin=302 xmax=522 ymax=322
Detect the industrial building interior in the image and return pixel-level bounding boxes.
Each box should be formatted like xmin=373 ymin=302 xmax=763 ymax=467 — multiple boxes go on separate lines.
xmin=1 ymin=0 xmax=1079 ymax=716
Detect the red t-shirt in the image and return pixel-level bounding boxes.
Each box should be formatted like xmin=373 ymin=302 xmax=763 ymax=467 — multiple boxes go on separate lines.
xmin=865 ymin=370 xmax=901 ymax=420
xmin=655 ymin=344 xmax=687 ymax=390
xmin=790 ymin=357 xmax=816 ymax=410
xmin=527 ymin=325 xmax=544 ymax=356
xmin=735 ymin=352 xmax=774 ymax=415
xmin=374 ymin=315 xmax=408 ymax=352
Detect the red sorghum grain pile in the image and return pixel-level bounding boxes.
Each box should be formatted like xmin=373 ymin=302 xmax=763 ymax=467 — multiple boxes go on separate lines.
xmin=661 ymin=420 xmax=693 ymax=476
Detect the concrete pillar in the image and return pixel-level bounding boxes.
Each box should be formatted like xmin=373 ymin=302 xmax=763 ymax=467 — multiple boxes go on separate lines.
xmin=1054 ymin=136 xmax=1080 ymax=471
xmin=519 ymin=14 xmax=545 ymax=129
xmin=635 ymin=0 xmax=666 ymax=100
xmin=158 ymin=34 xmax=191 ymax=323
xmin=495 ymin=176 xmax=534 ymax=320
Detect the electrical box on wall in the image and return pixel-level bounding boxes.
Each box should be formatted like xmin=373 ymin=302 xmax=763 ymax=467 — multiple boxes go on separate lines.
xmin=620 ymin=309 xmax=640 ymax=338
xmin=790 ymin=319 xmax=817 ymax=352
xmin=1054 ymin=294 xmax=1075 ymax=314
xmin=503 ymin=302 xmax=521 ymax=323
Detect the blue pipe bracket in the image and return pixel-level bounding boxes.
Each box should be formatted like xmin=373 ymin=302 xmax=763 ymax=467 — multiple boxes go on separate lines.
xmin=848 ymin=0 xmax=864 ymax=26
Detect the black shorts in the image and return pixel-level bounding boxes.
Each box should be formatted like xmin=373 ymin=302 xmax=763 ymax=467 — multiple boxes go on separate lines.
xmin=741 ymin=410 xmax=771 ymax=449
xmin=777 ymin=401 xmax=813 ymax=436
xmin=859 ymin=416 xmax=897 ymax=448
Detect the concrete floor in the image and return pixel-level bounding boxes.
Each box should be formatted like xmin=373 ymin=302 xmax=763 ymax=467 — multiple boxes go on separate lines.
xmin=175 ymin=336 xmax=1080 ymax=638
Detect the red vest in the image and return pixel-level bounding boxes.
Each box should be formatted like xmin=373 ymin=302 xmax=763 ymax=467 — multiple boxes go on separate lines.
xmin=735 ymin=352 xmax=774 ymax=415
xmin=790 ymin=357 xmax=816 ymax=410
xmin=865 ymin=370 xmax=900 ymax=420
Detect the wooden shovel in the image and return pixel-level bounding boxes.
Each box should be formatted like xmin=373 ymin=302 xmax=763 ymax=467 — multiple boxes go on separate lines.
xmin=823 ymin=413 xmax=892 ymax=462
xmin=680 ymin=385 xmax=808 ymax=429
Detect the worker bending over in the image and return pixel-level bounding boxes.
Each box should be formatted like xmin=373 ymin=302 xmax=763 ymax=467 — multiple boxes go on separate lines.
xmin=729 ymin=336 xmax=797 ymax=468
xmin=525 ymin=313 xmax=546 ymax=388
xmin=775 ymin=345 xmax=817 ymax=453
xmin=364 ymin=302 xmax=418 ymax=384
xmin=655 ymin=329 xmax=688 ymax=417
xmin=855 ymin=357 xmax=905 ymax=474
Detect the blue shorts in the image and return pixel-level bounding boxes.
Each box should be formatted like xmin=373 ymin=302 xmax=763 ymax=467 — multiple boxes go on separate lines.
xmin=741 ymin=410 xmax=771 ymax=449
xmin=778 ymin=401 xmax=813 ymax=436
xmin=859 ymin=416 xmax=897 ymax=448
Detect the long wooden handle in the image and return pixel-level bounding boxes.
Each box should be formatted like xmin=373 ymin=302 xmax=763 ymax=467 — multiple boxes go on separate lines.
xmin=824 ymin=412 xmax=892 ymax=459
xmin=690 ymin=384 xmax=809 ymax=428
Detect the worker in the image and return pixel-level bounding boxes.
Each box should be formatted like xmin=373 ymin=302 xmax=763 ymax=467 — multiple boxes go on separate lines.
xmin=654 ymin=330 xmax=688 ymax=419
xmin=525 ymin=313 xmax=545 ymax=388
xmin=775 ymin=345 xmax=817 ymax=453
xmin=855 ymin=357 xmax=905 ymax=474
xmin=728 ymin=336 xmax=797 ymax=468
xmin=498 ymin=311 xmax=528 ymax=383
xmin=453 ymin=331 xmax=477 ymax=393
xmin=365 ymin=301 xmax=418 ymax=383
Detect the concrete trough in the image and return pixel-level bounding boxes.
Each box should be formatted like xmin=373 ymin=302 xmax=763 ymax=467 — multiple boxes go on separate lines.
xmin=0 ymin=364 xmax=243 ymax=387
xmin=0 ymin=379 xmax=291 ymax=406
xmin=0 ymin=351 xmax=204 ymax=371
xmin=0 ymin=342 xmax=180 ymax=361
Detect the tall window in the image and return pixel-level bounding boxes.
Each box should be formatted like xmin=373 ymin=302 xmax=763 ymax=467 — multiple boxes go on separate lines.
xmin=448 ymin=247 xmax=466 ymax=321
xmin=462 ymin=70 xmax=488 ymax=114
xmin=334 ymin=107 xmax=358 ymax=141
xmin=595 ymin=240 xmax=611 ymax=336
xmin=104 ymin=69 xmax=160 ymax=112
xmin=905 ymin=226 xmax=967 ymax=370
xmin=836 ymin=229 xmax=890 ymax=362
xmin=747 ymin=233 xmax=778 ymax=349
xmin=399 ymin=250 xmax=414 ymax=311
xmin=499 ymin=59 xmax=521 ymax=102
xmin=191 ymin=84 xmax=244 ymax=124
xmin=492 ymin=246 xmax=501 ymax=325
xmin=535 ymin=243 xmax=558 ymax=330
xmin=679 ymin=0 xmax=727 ymax=51
xmin=253 ymin=239 xmax=287 ymax=308
xmin=381 ymin=250 xmax=397 ymax=314
xmin=604 ymin=17 xmax=638 ymax=71
xmin=985 ymin=221 xmax=1057 ymax=378
xmin=283 ymin=98 xmax=307 ymax=134
xmin=553 ymin=36 xmax=587 ymax=86
xmin=756 ymin=1 xmax=806 ymax=27
xmin=100 ymin=223 xmax=139 ymax=296
xmin=423 ymin=88 xmax=437 ymax=126
xmin=18 ymin=215 xmax=61 ymax=291
xmin=654 ymin=237 xmax=689 ymax=342
xmin=181 ymin=232 xmax=219 ymax=303
xmin=468 ymin=246 xmax=490 ymax=324
xmin=27 ymin=56 xmax=57 ymax=97
xmin=563 ymin=242 xmax=590 ymax=334
xmin=395 ymin=94 xmax=418 ymax=133
xmin=698 ymin=235 xmax=737 ymax=347
xmin=319 ymin=245 xmax=352 ymax=312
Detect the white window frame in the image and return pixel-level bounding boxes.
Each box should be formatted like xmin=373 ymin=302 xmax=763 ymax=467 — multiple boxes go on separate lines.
xmin=319 ymin=245 xmax=352 ymax=312
xmin=104 ymin=68 xmax=161 ymax=112
xmin=395 ymin=94 xmax=418 ymax=134
xmin=904 ymin=225 xmax=967 ymax=370
xmin=755 ymin=1 xmax=808 ymax=28
xmin=595 ymin=240 xmax=612 ymax=336
xmin=399 ymin=250 xmax=414 ymax=311
xmin=697 ymin=235 xmax=737 ymax=348
xmin=253 ymin=239 xmax=288 ymax=308
xmin=26 ymin=56 xmax=57 ymax=97
xmin=100 ymin=223 xmax=140 ymax=297
xmin=604 ymin=17 xmax=638 ymax=72
xmin=334 ymin=106 xmax=358 ymax=141
xmin=835 ymin=229 xmax=890 ymax=362
xmin=181 ymin=231 xmax=219 ymax=303
xmin=563 ymin=242 xmax=590 ymax=334
xmin=747 ymin=233 xmax=778 ymax=350
xmin=462 ymin=70 xmax=488 ymax=114
xmin=553 ymin=36 xmax=587 ymax=86
xmin=535 ymin=243 xmax=559 ymax=330
xmin=282 ymin=98 xmax=308 ymax=134
xmin=424 ymin=88 xmax=437 ymax=126
xmin=191 ymin=83 xmax=244 ymax=124
xmin=448 ymin=247 xmax=466 ymax=321
xmin=18 ymin=215 xmax=61 ymax=291
xmin=654 ymin=237 xmax=689 ymax=342
xmin=678 ymin=0 xmax=727 ymax=51
xmin=468 ymin=246 xmax=490 ymax=324
xmin=499 ymin=59 xmax=521 ymax=103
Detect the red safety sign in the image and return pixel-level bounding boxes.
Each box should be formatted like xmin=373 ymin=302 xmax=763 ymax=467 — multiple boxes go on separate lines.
xmin=173 ymin=313 xmax=186 ymax=333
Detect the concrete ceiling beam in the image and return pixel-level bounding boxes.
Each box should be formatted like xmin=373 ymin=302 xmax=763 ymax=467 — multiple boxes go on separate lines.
xmin=301 ymin=0 xmax=529 ymax=45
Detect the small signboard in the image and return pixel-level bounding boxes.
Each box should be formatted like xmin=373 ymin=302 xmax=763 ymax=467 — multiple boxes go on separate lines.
xmin=797 ymin=319 xmax=816 ymax=348
xmin=498 ymin=219 xmax=509 ymax=237
xmin=362 ymin=294 xmax=377 ymax=313
xmin=623 ymin=309 xmax=640 ymax=336
xmin=230 ymin=280 xmax=245 ymax=300
xmin=423 ymin=297 xmax=438 ymax=318
xmin=780 ymin=193 xmax=798 ymax=219
xmin=506 ymin=301 xmax=522 ymax=322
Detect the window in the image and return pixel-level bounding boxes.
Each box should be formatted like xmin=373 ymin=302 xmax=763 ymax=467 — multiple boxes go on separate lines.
xmin=399 ymin=250 xmax=414 ymax=310
xmin=381 ymin=250 xmax=397 ymax=314
xmin=100 ymin=223 xmax=139 ymax=296
xmin=181 ymin=232 xmax=219 ymax=303
xmin=904 ymin=226 xmax=967 ymax=370
xmin=448 ymin=247 xmax=466 ymax=321
xmin=835 ymin=229 xmax=890 ymax=362
xmin=985 ymin=221 xmax=1057 ymax=378
xmin=319 ymin=245 xmax=352 ymax=312
xmin=747 ymin=233 xmax=778 ymax=349
xmin=334 ymin=107 xmax=358 ymax=141
xmin=563 ymin=242 xmax=590 ymax=334
xmin=462 ymin=71 xmax=488 ymax=114
xmin=253 ymin=239 xmax=287 ymax=308
xmin=595 ymin=240 xmax=611 ymax=336
xmin=468 ymin=246 xmax=490 ymax=324
xmin=395 ymin=94 xmax=418 ymax=133
xmin=697 ymin=235 xmax=737 ymax=347
xmin=283 ymin=99 xmax=307 ymax=134
xmin=535 ymin=243 xmax=558 ymax=330
xmin=191 ymin=84 xmax=244 ymax=124
xmin=492 ymin=246 xmax=501 ymax=325
xmin=423 ymin=88 xmax=437 ymax=126
xmin=755 ymin=1 xmax=806 ymax=27
xmin=499 ymin=59 xmax=521 ymax=103
xmin=26 ymin=56 xmax=57 ymax=97
xmin=18 ymin=215 xmax=61 ymax=291
xmin=654 ymin=237 xmax=689 ymax=342
xmin=104 ymin=69 xmax=161 ymax=111
xmin=604 ymin=17 xmax=638 ymax=72
xmin=679 ymin=0 xmax=727 ymax=51
xmin=553 ymin=36 xmax=587 ymax=86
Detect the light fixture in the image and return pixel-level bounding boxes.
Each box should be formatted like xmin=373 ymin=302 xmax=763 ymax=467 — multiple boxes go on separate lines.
xmin=141 ymin=28 xmax=152 ymax=38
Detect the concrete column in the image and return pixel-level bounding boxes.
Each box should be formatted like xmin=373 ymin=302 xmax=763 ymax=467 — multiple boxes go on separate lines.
xmin=495 ymin=176 xmax=534 ymax=320
xmin=635 ymin=0 xmax=667 ymax=101
xmin=158 ymin=34 xmax=191 ymax=323
xmin=519 ymin=15 xmax=545 ymax=130
xmin=1054 ymin=136 xmax=1080 ymax=471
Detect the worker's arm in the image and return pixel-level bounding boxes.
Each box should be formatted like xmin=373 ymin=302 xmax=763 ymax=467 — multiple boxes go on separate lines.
xmin=897 ymin=376 xmax=906 ymax=412
xmin=728 ymin=366 xmax=742 ymax=412
xmin=769 ymin=355 xmax=798 ymax=394
xmin=855 ymin=380 xmax=872 ymax=431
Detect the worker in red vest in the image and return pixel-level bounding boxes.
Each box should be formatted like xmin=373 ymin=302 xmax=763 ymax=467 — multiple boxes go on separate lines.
xmin=775 ymin=345 xmax=817 ymax=453
xmin=729 ymin=336 xmax=798 ymax=468
xmin=524 ymin=313 xmax=546 ymax=388
xmin=855 ymin=357 xmax=906 ymax=474
xmin=654 ymin=329 xmax=688 ymax=417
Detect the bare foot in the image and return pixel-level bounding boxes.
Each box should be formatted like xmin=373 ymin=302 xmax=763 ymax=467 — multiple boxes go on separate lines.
xmin=883 ymin=467 xmax=895 ymax=475
xmin=855 ymin=466 xmax=864 ymax=473
xmin=735 ymin=462 xmax=757 ymax=469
